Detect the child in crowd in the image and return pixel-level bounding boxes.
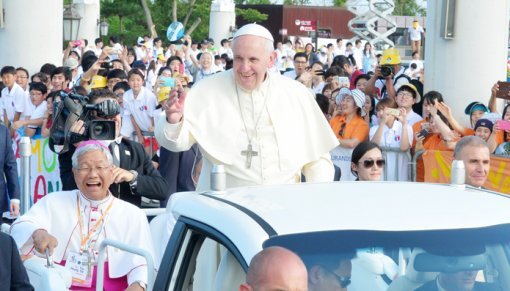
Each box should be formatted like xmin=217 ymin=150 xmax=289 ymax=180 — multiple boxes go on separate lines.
xmin=123 ymin=69 xmax=158 ymax=154
xmin=369 ymin=98 xmax=412 ymax=181
xmin=113 ymin=81 xmax=134 ymax=139
xmin=11 ymin=82 xmax=47 ymax=138
xmin=0 ymin=66 xmax=27 ymax=131
xmin=395 ymin=84 xmax=422 ymax=126
xmin=473 ymin=119 xmax=493 ymax=143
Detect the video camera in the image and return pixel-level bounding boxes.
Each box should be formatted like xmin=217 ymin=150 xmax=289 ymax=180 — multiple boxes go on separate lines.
xmin=379 ymin=65 xmax=394 ymax=79
xmin=49 ymin=91 xmax=120 ymax=154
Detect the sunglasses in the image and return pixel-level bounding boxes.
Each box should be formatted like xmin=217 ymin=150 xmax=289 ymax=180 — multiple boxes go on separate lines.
xmin=324 ymin=268 xmax=351 ymax=288
xmin=338 ymin=122 xmax=346 ymax=137
xmin=360 ymin=159 xmax=385 ymax=168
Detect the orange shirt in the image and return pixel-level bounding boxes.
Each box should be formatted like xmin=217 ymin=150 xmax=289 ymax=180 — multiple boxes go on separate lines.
xmin=495 ymin=130 xmax=509 ymax=144
xmin=329 ymin=114 xmax=369 ymax=142
xmin=461 ymin=128 xmax=474 ymax=136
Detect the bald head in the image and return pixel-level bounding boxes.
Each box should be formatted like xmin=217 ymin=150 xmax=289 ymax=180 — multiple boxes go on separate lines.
xmin=240 ymin=246 xmax=308 ymax=291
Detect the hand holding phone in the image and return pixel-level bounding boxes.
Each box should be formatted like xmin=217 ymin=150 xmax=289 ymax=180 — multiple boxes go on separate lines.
xmin=497 ymin=119 xmax=510 ymax=131
xmin=161 ymin=77 xmax=175 ymax=88
xmin=385 ymin=108 xmax=400 ymax=117
xmin=179 ymin=64 xmax=185 ymax=75
xmin=417 ymin=128 xmax=430 ymax=138
xmin=496 ymin=81 xmax=510 ymax=100
xmin=338 ymin=76 xmax=350 ymax=88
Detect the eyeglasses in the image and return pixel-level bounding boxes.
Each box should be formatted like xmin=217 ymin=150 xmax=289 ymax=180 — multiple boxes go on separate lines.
xmin=294 ymin=60 xmax=308 ymax=65
xmin=359 ymin=159 xmax=385 ymax=168
xmin=338 ymin=122 xmax=346 ymax=138
xmin=397 ymin=91 xmax=414 ymax=98
xmin=324 ymin=268 xmax=351 ymax=288
xmin=76 ymin=165 xmax=112 ymax=174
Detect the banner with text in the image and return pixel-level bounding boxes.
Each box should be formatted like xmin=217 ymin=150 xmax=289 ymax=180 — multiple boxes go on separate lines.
xmin=14 ymin=136 xmax=62 ymax=206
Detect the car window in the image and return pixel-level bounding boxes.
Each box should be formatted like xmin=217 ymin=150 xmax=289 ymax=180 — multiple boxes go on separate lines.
xmin=160 ymin=220 xmax=246 ymax=291
xmin=264 ymin=226 xmax=510 ymax=291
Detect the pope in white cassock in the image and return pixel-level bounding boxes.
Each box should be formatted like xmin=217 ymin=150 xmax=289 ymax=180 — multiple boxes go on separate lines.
xmin=154 ymin=23 xmax=339 ymax=290
xmin=10 ymin=141 xmax=154 ymax=291
xmin=155 ymin=23 xmax=339 ymax=190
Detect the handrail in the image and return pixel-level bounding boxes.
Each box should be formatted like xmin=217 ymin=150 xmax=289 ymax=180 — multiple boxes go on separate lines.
xmin=96 ymin=239 xmax=155 ymax=291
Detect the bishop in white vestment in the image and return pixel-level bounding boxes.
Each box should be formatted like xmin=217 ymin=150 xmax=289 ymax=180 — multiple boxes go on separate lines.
xmin=10 ymin=141 xmax=154 ymax=291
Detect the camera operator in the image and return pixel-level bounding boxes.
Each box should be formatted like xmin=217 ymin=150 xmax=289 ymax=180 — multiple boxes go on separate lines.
xmin=365 ymin=48 xmax=410 ymax=100
xmin=57 ymin=89 xmax=168 ymax=207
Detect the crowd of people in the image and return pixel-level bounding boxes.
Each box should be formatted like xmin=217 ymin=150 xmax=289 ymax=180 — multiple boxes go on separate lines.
xmin=0 ymin=21 xmax=505 ymax=290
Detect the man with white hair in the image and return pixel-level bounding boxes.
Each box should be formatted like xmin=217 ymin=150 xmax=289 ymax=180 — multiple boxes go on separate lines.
xmin=156 ymin=23 xmax=338 ymax=190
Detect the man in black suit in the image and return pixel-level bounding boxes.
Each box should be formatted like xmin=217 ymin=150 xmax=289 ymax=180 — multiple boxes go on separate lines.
xmin=416 ymin=270 xmax=499 ymax=291
xmin=0 ymin=123 xmax=20 ymax=217
xmin=57 ymin=89 xmax=167 ymax=207
xmin=0 ymin=232 xmax=33 ymax=290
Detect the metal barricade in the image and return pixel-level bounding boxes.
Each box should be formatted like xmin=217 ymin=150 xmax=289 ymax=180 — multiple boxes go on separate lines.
xmin=141 ymin=130 xmax=155 ymax=158
xmin=379 ymin=146 xmax=412 ymax=181
xmin=19 ymin=137 xmax=31 ymax=215
xmin=411 ymin=150 xmax=426 ymax=182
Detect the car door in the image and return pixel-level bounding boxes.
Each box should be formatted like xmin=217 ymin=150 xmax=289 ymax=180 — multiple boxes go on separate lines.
xmin=153 ymin=216 xmax=248 ymax=291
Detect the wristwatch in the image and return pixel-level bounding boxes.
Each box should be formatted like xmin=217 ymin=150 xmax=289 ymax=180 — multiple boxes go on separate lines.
xmin=129 ymin=170 xmax=138 ymax=187
xmin=133 ymin=280 xmax=146 ymax=290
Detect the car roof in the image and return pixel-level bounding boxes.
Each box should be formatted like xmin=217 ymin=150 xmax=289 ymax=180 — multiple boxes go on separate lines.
xmin=171 ymin=182 xmax=510 ymax=261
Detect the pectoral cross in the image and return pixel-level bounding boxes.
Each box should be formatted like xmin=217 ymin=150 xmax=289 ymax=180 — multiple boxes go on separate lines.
xmin=241 ymin=143 xmax=258 ymax=169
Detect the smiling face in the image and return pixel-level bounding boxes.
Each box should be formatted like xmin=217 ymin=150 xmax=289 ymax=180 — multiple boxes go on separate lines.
xmin=475 ymin=126 xmax=491 ymax=142
xmin=232 ymin=35 xmax=275 ymax=91
xmin=72 ymin=149 xmax=113 ymax=200
xmin=200 ymin=52 xmax=213 ymax=70
xmin=341 ymin=95 xmax=356 ymax=116
xmin=470 ymin=110 xmax=485 ymax=127
xmin=457 ymin=145 xmax=490 ymax=188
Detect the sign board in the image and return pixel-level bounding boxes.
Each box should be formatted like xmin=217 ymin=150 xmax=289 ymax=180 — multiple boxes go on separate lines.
xmin=295 ymin=19 xmax=317 ymax=32
xmin=318 ymin=29 xmax=332 ymax=38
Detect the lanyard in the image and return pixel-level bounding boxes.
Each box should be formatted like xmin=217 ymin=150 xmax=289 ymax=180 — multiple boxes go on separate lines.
xmin=76 ymin=193 xmax=114 ymax=251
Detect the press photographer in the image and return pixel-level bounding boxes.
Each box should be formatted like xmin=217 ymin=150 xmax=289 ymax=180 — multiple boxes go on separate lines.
xmin=56 ymin=89 xmax=168 ymax=207
xmin=49 ymin=90 xmax=119 ymax=154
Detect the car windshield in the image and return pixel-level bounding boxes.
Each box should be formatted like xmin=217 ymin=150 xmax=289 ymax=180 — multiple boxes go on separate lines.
xmin=264 ymin=224 xmax=510 ymax=291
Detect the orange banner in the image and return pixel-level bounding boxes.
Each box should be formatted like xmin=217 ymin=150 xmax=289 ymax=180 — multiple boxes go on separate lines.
xmin=422 ymin=150 xmax=510 ymax=194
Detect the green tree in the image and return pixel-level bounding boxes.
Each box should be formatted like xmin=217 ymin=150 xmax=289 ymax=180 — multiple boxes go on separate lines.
xmin=393 ymin=0 xmax=426 ymax=16
xmin=332 ymin=0 xmax=347 ymax=7
xmin=235 ymin=8 xmax=268 ymax=23
xmin=283 ymin=0 xmax=311 ymax=5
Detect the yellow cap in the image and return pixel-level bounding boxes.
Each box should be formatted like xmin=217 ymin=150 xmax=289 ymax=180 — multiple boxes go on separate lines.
xmin=90 ymin=75 xmax=107 ymax=89
xmin=157 ymin=54 xmax=166 ymax=62
xmin=380 ymin=48 xmax=401 ymax=65
xmin=157 ymin=86 xmax=171 ymax=103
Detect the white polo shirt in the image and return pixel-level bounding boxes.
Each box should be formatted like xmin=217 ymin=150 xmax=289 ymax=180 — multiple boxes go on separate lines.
xmin=26 ymin=101 xmax=47 ymax=129
xmin=123 ymin=86 xmax=157 ymax=132
xmin=1 ymin=82 xmax=26 ymax=122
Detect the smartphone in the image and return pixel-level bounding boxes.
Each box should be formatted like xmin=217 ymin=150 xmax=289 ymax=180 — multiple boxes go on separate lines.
xmin=179 ymin=63 xmax=185 ymax=74
xmin=71 ymin=40 xmax=82 ymax=47
xmin=385 ymin=108 xmax=400 ymax=117
xmin=418 ymin=128 xmax=430 ymax=138
xmin=337 ymin=76 xmax=350 ymax=88
xmin=497 ymin=81 xmax=510 ymax=100
xmin=161 ymin=77 xmax=175 ymax=88
xmin=497 ymin=119 xmax=510 ymax=131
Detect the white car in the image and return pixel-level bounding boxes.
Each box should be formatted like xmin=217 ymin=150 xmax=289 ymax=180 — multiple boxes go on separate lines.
xmin=153 ymin=181 xmax=510 ymax=291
